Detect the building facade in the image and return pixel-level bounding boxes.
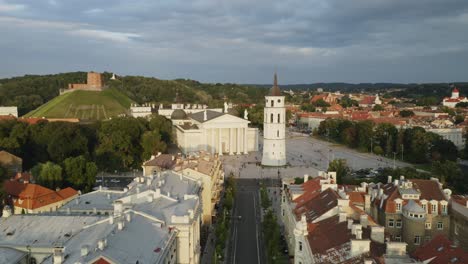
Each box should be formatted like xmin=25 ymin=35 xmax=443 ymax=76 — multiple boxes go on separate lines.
xmin=370 ymin=177 xmax=451 ymax=252
xmin=262 ymin=73 xmax=286 ymax=166
xmin=172 ymin=109 xmax=258 ymax=155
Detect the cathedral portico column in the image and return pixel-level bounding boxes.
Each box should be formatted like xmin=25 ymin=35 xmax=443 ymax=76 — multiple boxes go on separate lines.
xmin=236 ymin=128 xmax=241 ymax=155
xmin=218 ymin=128 xmax=223 ymax=156
xmin=211 ymin=128 xmax=215 ymax=154
xmin=229 ymin=128 xmax=234 ymax=155
xmin=243 ymin=127 xmax=248 ymax=154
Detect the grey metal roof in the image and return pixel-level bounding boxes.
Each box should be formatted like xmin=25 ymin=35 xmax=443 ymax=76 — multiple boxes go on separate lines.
xmin=404 ymin=200 xmax=426 ymax=214
xmin=189 ymin=110 xmax=224 ymax=123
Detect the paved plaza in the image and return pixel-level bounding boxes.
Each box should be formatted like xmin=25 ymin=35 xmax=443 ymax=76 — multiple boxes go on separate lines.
xmin=222 ymin=132 xmax=411 ymax=179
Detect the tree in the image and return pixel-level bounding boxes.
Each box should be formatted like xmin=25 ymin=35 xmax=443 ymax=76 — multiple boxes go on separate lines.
xmin=339 ymin=96 xmax=358 ymax=108
xmin=455 ymin=102 xmax=468 ymax=108
xmin=454 ymin=115 xmax=465 ymax=124
xmin=36 ymin=162 xmax=63 ymax=189
xmin=328 ymin=159 xmax=350 ymax=184
xmin=432 ymin=161 xmax=462 ymax=186
xmin=312 ymin=98 xmax=330 ymax=107
xmin=141 ymin=130 xmax=167 ymax=161
xmin=430 ymin=138 xmax=458 ymax=162
xmin=372 ymin=104 xmax=384 ymax=111
xmin=63 ymin=156 xmax=98 ymax=192
xmin=399 ymin=110 xmax=415 ymax=117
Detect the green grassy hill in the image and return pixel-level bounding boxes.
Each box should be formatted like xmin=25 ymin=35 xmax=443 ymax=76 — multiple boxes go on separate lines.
xmin=24 ymin=88 xmax=133 ymax=121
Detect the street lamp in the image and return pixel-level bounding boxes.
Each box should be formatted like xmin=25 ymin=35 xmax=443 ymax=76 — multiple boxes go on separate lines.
xmin=393 ymin=152 xmax=396 ymax=169
xmin=401 ymin=144 xmax=404 ymax=161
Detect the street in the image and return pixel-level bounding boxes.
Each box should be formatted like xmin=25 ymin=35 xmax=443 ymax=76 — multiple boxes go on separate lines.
xmin=227 ymin=179 xmax=265 ymax=264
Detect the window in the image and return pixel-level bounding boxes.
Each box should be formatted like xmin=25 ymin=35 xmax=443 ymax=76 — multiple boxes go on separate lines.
xmin=422 ymin=204 xmax=427 ymax=212
xmin=299 ymin=241 xmax=303 ymax=251
xmin=278 ymin=114 xmax=280 ymax=123
xmin=388 ymin=219 xmax=394 ymax=228
xmin=271 ymin=100 xmax=274 ymax=107
xmin=395 ymin=235 xmax=401 ymax=242
xmin=282 ymin=209 xmax=285 ymax=216
xmin=425 ymin=236 xmax=431 ymax=243
xmin=396 ymin=202 xmax=402 ymax=212
xmin=277 ymin=130 xmax=279 ymax=137
xmin=396 ymin=219 xmax=402 ymax=228
xmin=442 ymin=204 xmax=447 ymax=215
xmin=270 ymin=113 xmax=273 ymax=123
xmin=278 ymin=99 xmax=281 ymax=103
xmin=437 ymin=222 xmax=443 ymax=230
xmin=432 ymin=204 xmax=437 ymax=214
xmin=414 ymin=235 xmax=421 ymax=245
xmin=425 ymin=222 xmax=432 ymax=230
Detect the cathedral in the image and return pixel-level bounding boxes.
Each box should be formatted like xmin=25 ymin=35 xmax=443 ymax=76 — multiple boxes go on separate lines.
xmin=262 ymin=73 xmax=287 ymax=166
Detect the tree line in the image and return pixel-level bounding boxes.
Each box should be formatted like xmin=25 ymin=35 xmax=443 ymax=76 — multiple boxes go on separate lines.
xmin=0 ymin=72 xmax=268 ymax=115
xmin=0 ymin=115 xmax=173 ymax=192
xmin=316 ymin=119 xmax=460 ymax=163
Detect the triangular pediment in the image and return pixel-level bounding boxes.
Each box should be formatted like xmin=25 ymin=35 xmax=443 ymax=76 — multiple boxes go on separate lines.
xmin=204 ymin=113 xmax=250 ymax=124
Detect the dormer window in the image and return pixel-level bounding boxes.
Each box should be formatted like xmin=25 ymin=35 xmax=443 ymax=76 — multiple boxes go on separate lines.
xmin=431 ymin=202 xmax=438 ymax=215
xmin=395 ymin=200 xmax=402 ymax=212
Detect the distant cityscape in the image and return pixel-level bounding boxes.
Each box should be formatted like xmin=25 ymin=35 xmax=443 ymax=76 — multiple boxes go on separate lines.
xmin=0 ymin=70 xmax=467 ymax=264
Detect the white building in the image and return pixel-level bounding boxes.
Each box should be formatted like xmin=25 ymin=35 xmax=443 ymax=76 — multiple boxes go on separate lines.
xmin=427 ymin=127 xmax=465 ymax=149
xmin=0 ymin=213 xmax=178 ymax=264
xmin=172 ymin=107 xmax=258 ymax=155
xmin=262 ymin=73 xmax=286 ymax=166
xmin=130 ymin=104 xmax=154 ymax=118
xmin=158 ymin=103 xmax=218 ymax=119
xmin=0 ymin=106 xmax=18 ymax=117
xmin=442 ymin=87 xmax=468 ymax=108
xmin=58 ymin=170 xmax=203 ymax=264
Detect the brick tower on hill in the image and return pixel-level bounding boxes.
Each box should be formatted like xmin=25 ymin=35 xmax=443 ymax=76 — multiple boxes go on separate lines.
xmin=67 ymin=72 xmax=103 ymax=91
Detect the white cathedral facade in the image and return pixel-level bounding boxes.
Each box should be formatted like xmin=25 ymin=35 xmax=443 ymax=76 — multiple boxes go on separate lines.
xmin=262 ymin=73 xmax=287 ymax=166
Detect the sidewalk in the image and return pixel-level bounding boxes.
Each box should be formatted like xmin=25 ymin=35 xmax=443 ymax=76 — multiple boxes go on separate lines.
xmin=200 ymin=226 xmax=216 ymax=264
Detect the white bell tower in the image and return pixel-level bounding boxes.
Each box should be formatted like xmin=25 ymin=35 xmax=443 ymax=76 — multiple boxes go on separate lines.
xmin=262 ymin=73 xmax=286 ymax=166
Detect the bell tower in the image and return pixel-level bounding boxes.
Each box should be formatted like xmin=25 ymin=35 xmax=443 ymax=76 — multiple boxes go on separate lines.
xmin=261 ymin=73 xmax=286 ymax=166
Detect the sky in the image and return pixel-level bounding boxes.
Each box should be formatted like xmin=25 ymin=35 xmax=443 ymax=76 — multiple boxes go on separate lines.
xmin=1 ymin=0 xmax=468 ymax=84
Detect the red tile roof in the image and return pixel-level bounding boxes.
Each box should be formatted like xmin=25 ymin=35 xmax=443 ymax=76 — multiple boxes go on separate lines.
xmin=307 ymin=216 xmax=351 ymax=254
xmin=452 ymin=195 xmax=468 ymax=207
xmin=294 ymin=188 xmax=340 ymax=222
xmin=293 ymin=177 xmax=323 ymax=208
xmin=143 ymin=154 xmax=177 ymax=169
xmin=411 ymin=234 xmax=468 ymax=264
xmin=359 ymin=96 xmax=376 ymax=105
xmin=4 ymin=181 xmax=78 ymax=210
xmin=411 ymin=179 xmax=446 ymax=201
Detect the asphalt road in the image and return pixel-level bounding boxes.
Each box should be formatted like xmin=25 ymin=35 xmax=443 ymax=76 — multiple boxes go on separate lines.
xmin=228 ymin=179 xmax=265 ymax=264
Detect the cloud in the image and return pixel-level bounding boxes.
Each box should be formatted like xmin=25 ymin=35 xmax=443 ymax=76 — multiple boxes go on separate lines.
xmin=1 ymin=0 xmax=468 ymax=83
xmin=0 ymin=1 xmax=26 ymax=12
xmin=69 ymin=29 xmax=141 ymax=43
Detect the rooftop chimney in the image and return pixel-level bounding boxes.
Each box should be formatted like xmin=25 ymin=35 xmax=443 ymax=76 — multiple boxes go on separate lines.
xmin=81 ymin=245 xmax=89 ymax=257
xmin=394 ymin=179 xmax=399 ymax=186
xmin=53 ymin=247 xmax=64 ymax=264
xmin=356 ymin=229 xmax=363 ymax=239
xmin=360 ymin=214 xmax=368 ymax=228
xmin=304 ymin=174 xmax=309 ymax=183
xmin=108 ymin=216 xmax=114 ymax=225
xmin=370 ymin=226 xmax=385 ymax=244
xmin=339 ymin=212 xmax=347 ymax=223
xmin=347 ymin=219 xmax=354 ymax=229
xmin=203 ymin=110 xmax=207 ymax=121
xmin=98 ymin=239 xmax=106 ymax=250
xmin=118 ymin=221 xmax=124 ymax=230
xmin=126 ymin=213 xmax=132 ymax=222
xmin=388 ymin=175 xmax=392 ymax=184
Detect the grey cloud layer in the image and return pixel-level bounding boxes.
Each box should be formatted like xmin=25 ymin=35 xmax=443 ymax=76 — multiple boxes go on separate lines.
xmin=1 ymin=0 xmax=468 ymax=83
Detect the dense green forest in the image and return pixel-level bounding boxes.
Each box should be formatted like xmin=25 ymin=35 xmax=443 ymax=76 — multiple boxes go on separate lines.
xmin=0 ymin=115 xmax=173 ymax=194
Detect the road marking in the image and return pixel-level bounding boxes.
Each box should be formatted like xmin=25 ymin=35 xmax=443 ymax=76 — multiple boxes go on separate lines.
xmin=253 ymin=192 xmax=261 ymax=264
